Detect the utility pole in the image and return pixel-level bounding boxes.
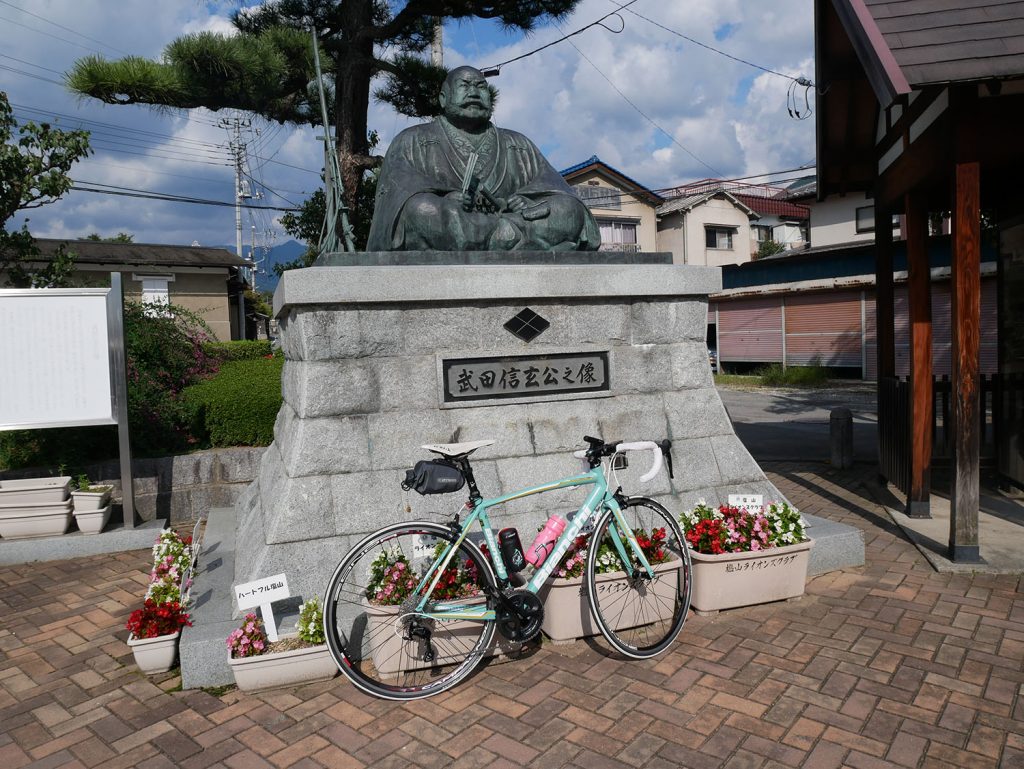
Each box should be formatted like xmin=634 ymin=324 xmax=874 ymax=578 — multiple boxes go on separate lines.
xmin=221 ymin=114 xmax=252 ymax=339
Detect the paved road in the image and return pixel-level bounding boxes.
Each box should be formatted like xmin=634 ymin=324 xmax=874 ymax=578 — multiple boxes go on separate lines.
xmin=718 ymin=385 xmax=878 ymax=463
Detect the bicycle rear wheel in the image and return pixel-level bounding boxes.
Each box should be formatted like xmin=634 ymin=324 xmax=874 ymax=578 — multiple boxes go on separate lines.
xmin=323 ymin=521 xmax=497 ymax=700
xmin=585 ymin=497 xmax=691 ymax=658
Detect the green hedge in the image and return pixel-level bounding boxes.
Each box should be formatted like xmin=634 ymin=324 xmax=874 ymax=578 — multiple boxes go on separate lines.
xmin=201 ymin=339 xmax=273 ymax=361
xmin=183 ymin=356 xmax=284 ymax=447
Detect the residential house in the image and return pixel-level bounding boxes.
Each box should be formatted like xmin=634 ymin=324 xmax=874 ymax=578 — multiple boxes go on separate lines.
xmin=560 ymin=156 xmax=661 ymax=253
xmin=655 ymin=187 xmax=758 ymax=267
xmin=16 ymin=239 xmax=249 ymax=341
xmin=785 ymin=177 xmax=899 ymax=248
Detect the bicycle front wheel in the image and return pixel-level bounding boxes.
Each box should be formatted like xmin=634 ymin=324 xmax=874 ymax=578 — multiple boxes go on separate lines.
xmin=585 ymin=497 xmax=691 ymax=658
xmin=323 ymin=521 xmax=497 ymax=700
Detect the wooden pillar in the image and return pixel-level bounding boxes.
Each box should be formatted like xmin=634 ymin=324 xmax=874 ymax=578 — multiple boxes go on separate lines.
xmin=905 ymin=190 xmax=932 ymax=517
xmin=875 ymin=205 xmax=896 ymax=380
xmin=875 ymin=203 xmax=896 ymax=483
xmin=949 ymin=161 xmax=982 ymax=561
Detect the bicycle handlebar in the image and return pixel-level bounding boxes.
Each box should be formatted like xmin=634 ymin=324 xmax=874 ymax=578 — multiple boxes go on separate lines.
xmin=573 ymin=437 xmax=672 ymax=483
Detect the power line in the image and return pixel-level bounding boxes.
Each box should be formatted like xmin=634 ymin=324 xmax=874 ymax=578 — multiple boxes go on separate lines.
xmin=0 ymin=64 xmax=63 ymax=86
xmin=482 ymin=0 xmax=638 ymax=74
xmin=0 ymin=13 xmax=104 ymax=54
xmin=70 ymin=180 xmax=300 ymax=211
xmin=0 ymin=0 xmax=131 ymax=57
xmin=552 ymin=20 xmax=725 ymax=178
xmin=619 ymin=5 xmax=813 ymax=86
xmin=0 ymin=53 xmax=63 ymax=75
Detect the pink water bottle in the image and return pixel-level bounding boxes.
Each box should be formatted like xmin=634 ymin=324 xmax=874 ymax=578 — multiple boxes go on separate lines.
xmin=525 ymin=514 xmax=567 ymax=567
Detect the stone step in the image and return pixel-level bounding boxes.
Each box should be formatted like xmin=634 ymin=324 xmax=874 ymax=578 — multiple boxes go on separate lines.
xmin=803 ymin=512 xmax=865 ymax=576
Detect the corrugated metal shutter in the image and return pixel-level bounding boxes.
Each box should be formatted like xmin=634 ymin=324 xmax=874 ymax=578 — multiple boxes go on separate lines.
xmin=717 ymin=297 xmax=783 ymax=363
xmin=866 ymin=275 xmax=996 ymax=380
xmin=784 ymin=290 xmax=863 ymax=367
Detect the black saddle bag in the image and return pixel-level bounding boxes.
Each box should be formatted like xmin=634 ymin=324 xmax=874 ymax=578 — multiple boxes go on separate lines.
xmin=402 ymin=459 xmax=466 ymax=495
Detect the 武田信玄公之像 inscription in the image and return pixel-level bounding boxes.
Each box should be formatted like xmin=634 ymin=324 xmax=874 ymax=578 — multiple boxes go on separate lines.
xmin=441 ymin=352 xmax=609 ymax=404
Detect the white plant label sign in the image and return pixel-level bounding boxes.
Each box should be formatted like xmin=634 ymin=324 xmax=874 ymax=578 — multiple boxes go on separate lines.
xmin=412 ymin=533 xmax=440 ymax=560
xmin=728 ymin=494 xmax=764 ymax=512
xmin=234 ymin=573 xmax=289 ymax=641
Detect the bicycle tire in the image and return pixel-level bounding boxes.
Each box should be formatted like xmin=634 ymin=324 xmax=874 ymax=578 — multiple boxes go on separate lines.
xmin=323 ymin=521 xmax=497 ymax=700
xmin=585 ymin=497 xmax=691 ymax=658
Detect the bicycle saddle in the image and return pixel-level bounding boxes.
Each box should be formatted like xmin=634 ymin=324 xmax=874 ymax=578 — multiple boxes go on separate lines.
xmin=421 ymin=439 xmax=494 ymax=458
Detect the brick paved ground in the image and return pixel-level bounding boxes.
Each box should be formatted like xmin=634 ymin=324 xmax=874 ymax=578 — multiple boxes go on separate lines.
xmin=1 ymin=462 xmax=1022 ymax=769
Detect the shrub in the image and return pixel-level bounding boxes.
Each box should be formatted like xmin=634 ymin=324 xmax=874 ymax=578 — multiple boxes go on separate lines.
xmin=182 ymin=356 xmax=283 ymax=447
xmin=757 ymin=360 xmax=830 ymax=388
xmin=297 ymin=598 xmax=325 ymax=645
xmin=201 ymin=339 xmax=273 ymax=361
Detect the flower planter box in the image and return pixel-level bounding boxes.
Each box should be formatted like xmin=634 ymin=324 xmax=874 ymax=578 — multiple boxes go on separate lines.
xmin=364 ymin=599 xmax=516 ymax=678
xmin=689 ymin=539 xmax=812 ymax=613
xmin=74 ymin=504 xmax=111 ymax=535
xmin=128 ymin=630 xmax=180 ymax=674
xmin=0 ymin=476 xmax=70 ymax=505
xmin=71 ymin=488 xmax=112 ymax=512
xmin=228 ymin=637 xmax=338 ymax=691
xmin=538 ymin=558 xmax=684 ymax=641
xmin=0 ymin=499 xmax=74 ymax=539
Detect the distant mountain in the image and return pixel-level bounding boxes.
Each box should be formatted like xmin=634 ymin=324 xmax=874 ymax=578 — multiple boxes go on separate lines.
xmin=217 ymin=239 xmax=309 ymax=294
xmin=253 ymin=240 xmax=308 ymax=293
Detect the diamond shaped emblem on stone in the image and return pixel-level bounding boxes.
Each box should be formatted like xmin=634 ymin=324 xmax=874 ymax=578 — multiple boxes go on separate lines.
xmin=504 ymin=308 xmax=550 ymax=342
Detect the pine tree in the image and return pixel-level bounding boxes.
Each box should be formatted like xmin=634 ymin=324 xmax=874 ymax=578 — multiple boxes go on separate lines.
xmin=67 ymin=0 xmax=583 ymax=236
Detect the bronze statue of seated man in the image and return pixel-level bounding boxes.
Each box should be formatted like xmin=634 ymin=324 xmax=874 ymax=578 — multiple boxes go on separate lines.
xmin=366 ymin=66 xmax=600 ymax=252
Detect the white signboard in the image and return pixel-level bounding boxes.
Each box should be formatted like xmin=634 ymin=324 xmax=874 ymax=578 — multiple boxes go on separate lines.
xmin=728 ymin=494 xmax=764 ymax=512
xmin=0 ymin=289 xmax=115 ymax=429
xmin=234 ymin=573 xmax=290 ymax=641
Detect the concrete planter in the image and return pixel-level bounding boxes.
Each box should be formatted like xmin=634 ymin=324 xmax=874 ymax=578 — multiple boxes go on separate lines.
xmin=128 ymin=630 xmax=180 ymax=674
xmin=538 ymin=558 xmax=685 ymax=641
xmin=364 ymin=598 xmax=511 ymax=677
xmin=689 ymin=539 xmax=812 ymax=613
xmin=0 ymin=499 xmax=73 ymax=539
xmin=71 ymin=488 xmax=112 ymax=512
xmin=227 ymin=638 xmax=338 ymax=691
xmin=74 ymin=504 xmax=111 ymax=535
xmin=0 ymin=476 xmax=70 ymax=505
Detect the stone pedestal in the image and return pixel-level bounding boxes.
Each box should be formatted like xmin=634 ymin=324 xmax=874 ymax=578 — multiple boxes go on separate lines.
xmin=235 ymin=256 xmax=784 ymax=604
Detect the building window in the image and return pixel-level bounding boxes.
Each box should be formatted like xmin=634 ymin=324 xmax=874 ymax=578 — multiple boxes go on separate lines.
xmin=855 ymin=206 xmax=875 ymax=233
xmin=705 ymin=226 xmax=735 ymax=250
xmin=752 ymin=224 xmax=773 ymax=243
xmin=573 ymin=183 xmax=622 ymax=210
xmin=133 ymin=273 xmax=174 ymax=316
xmin=597 ymin=219 xmax=639 ymax=252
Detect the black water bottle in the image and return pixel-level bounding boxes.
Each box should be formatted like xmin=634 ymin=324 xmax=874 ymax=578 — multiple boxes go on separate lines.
xmin=498 ymin=528 xmax=526 ymax=573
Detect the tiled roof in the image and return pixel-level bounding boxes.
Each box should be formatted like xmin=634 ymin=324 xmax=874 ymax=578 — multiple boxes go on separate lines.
xmin=732 ymin=193 xmax=810 ymax=220
xmin=836 ymin=0 xmax=1024 ymax=100
xmin=560 ymin=155 xmax=663 ymax=203
xmin=33 ymin=239 xmax=247 ymax=268
xmin=656 ymin=189 xmax=758 ymax=218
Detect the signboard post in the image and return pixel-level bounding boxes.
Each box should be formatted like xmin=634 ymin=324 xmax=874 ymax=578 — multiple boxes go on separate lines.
xmin=234 ymin=573 xmax=290 ymax=642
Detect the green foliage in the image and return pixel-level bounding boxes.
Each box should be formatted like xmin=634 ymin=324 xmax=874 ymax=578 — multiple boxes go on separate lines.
xmin=757 ymin=360 xmax=830 ymax=388
xmin=201 ymin=339 xmax=273 ymax=361
xmin=183 ymin=356 xmax=284 ymax=447
xmin=755 ymin=239 xmax=787 ymax=260
xmin=297 ymin=598 xmax=325 ymax=645
xmin=1 ymin=90 xmax=91 ymax=287
xmin=85 ymin=232 xmax=133 ymax=242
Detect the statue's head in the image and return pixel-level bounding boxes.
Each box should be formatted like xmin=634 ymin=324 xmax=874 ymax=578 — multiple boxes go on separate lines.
xmin=439 ymin=66 xmax=493 ymax=126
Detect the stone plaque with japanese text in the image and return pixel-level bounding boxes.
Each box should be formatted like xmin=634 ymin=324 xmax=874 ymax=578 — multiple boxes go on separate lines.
xmin=441 ymin=351 xmax=609 ymax=404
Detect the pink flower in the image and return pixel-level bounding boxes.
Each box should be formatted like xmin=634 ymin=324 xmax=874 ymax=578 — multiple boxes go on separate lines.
xmin=751 ymin=540 xmax=761 ymax=551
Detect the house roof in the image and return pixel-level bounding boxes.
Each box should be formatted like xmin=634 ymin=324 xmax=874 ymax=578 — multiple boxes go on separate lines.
xmin=560 ymin=155 xmax=663 ymax=205
xmin=732 ymin=193 xmax=809 ymax=220
xmin=656 ymin=189 xmax=759 ymax=219
xmin=832 ymin=0 xmax=1024 ymax=105
xmin=33 ymin=239 xmax=247 ymax=268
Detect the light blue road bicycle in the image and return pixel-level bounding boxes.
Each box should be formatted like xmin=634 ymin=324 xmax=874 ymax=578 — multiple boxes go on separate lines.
xmin=323 ymin=435 xmax=691 ymax=700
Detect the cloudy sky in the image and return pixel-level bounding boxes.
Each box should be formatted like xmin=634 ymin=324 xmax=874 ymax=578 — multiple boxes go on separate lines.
xmin=1 ymin=0 xmax=816 ymax=251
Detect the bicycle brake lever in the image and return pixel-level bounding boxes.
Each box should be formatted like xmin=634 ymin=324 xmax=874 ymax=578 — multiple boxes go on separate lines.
xmin=657 ymin=439 xmax=674 ymax=479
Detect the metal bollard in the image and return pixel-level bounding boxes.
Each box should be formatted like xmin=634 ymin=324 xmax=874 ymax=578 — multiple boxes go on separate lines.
xmin=830 ymin=407 xmax=854 ymax=469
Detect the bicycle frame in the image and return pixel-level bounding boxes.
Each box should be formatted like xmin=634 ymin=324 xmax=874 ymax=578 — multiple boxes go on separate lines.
xmin=412 ymin=463 xmax=656 ymax=622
